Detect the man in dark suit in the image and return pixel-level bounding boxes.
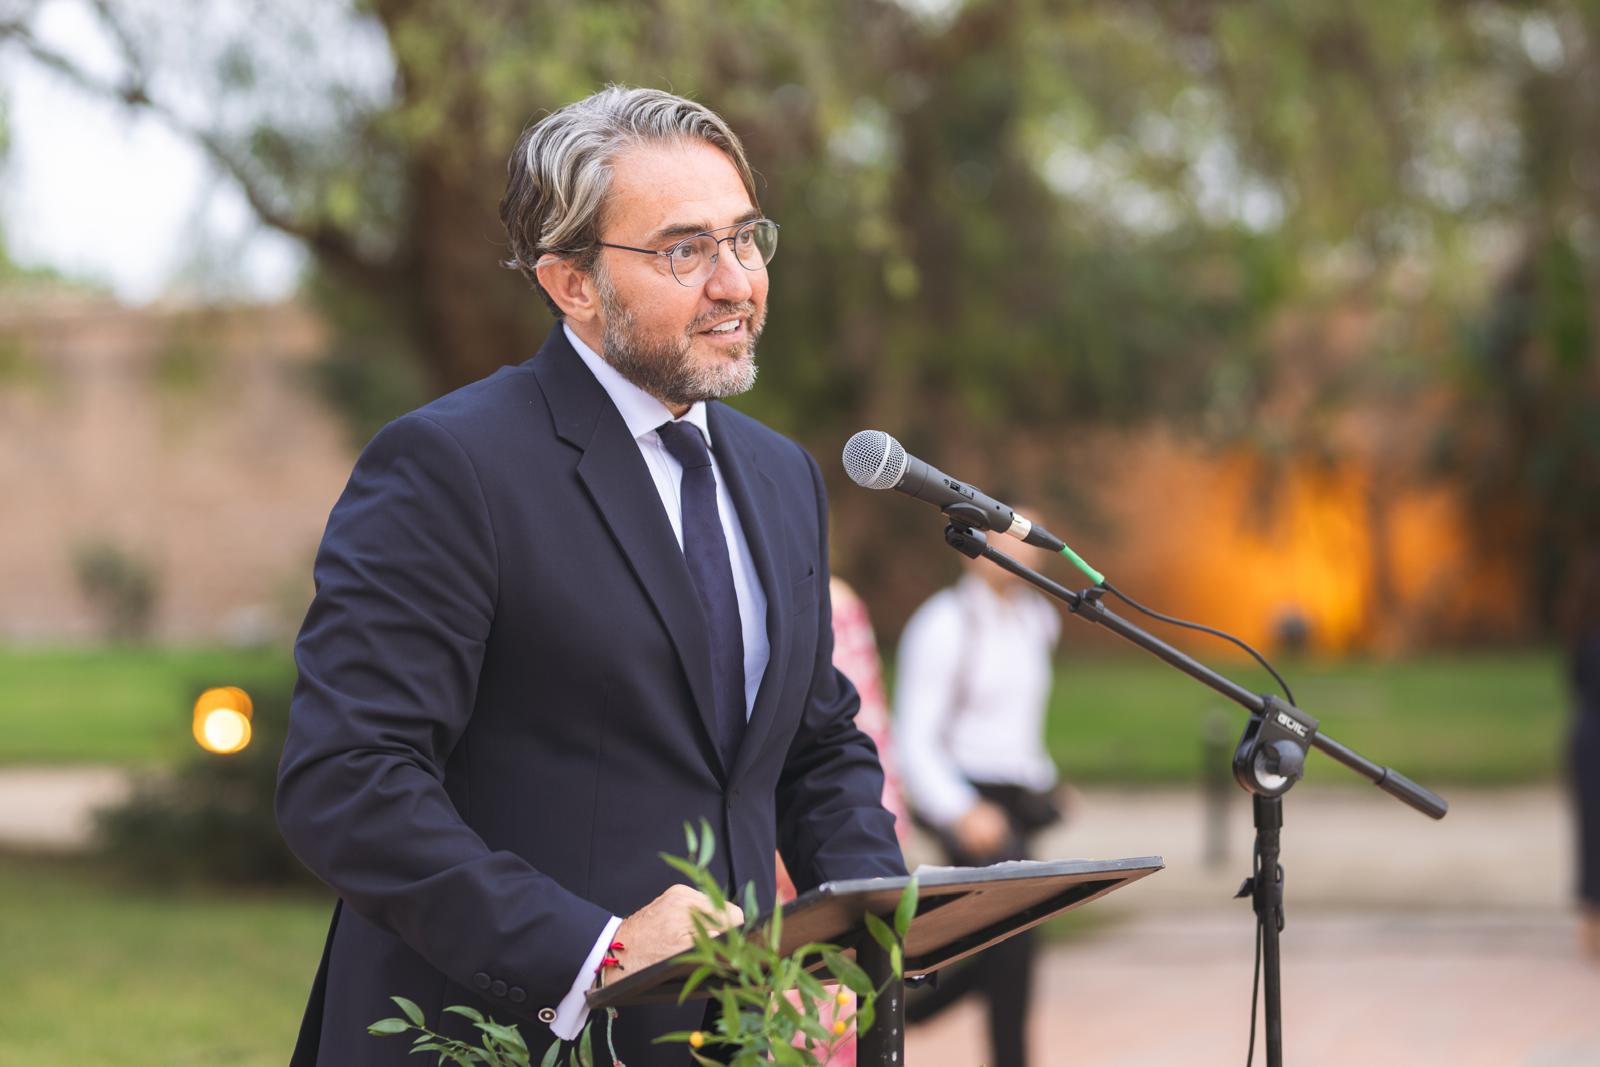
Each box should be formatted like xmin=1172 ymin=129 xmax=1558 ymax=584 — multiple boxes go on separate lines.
xmin=276 ymin=86 xmax=906 ymax=1065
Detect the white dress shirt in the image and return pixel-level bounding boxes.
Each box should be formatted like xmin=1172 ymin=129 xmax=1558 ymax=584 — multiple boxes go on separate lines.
xmin=548 ymin=324 xmax=771 ymax=1039
xmin=893 ymin=574 xmax=1059 ymax=830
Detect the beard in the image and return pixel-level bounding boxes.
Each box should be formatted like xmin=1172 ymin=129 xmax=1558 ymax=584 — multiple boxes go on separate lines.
xmin=595 ymin=267 xmax=764 ymax=408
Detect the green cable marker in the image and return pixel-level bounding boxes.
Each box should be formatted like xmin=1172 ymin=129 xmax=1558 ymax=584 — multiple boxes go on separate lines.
xmin=1059 ymin=543 xmax=1104 ymax=586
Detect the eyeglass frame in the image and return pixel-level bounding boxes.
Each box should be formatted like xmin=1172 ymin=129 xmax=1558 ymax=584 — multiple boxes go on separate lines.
xmin=591 ymin=218 xmax=780 ymax=287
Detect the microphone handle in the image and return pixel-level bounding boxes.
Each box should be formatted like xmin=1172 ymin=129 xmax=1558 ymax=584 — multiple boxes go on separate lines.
xmin=898 ymin=455 xmax=1067 ymax=553
xmin=897 ymin=454 xmax=1015 ymax=534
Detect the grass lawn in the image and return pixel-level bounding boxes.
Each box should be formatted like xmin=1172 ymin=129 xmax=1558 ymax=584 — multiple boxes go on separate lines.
xmin=1046 ymin=648 xmax=1570 ymax=785
xmin=0 ymin=644 xmax=1573 ymax=784
xmin=0 ymin=853 xmax=331 ymax=1066
xmin=0 ymin=646 xmax=291 ymax=766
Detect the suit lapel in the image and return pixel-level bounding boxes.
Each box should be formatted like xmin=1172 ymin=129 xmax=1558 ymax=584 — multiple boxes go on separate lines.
xmin=707 ymin=404 xmax=791 ymax=783
xmin=530 ymin=329 xmax=725 ymax=777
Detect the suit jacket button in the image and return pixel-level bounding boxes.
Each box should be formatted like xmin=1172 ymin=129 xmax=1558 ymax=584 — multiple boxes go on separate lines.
xmin=473 ymin=972 xmax=491 ymax=991
xmin=537 ymin=1007 xmax=557 ymax=1024
xmin=491 ymin=979 xmax=508 ymax=997
xmin=509 ymin=986 xmax=527 ymax=1004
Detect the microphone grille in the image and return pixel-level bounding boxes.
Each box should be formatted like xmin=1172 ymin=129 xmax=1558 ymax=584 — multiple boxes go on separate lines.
xmin=842 ymin=430 xmax=906 ymax=490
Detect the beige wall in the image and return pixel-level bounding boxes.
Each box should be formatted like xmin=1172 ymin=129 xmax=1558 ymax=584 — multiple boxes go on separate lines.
xmin=0 ymin=294 xmax=355 ymax=643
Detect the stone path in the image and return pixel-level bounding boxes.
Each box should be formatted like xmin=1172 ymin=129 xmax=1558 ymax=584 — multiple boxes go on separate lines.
xmin=0 ymin=765 xmax=132 ymax=850
xmin=905 ymin=910 xmax=1600 ymax=1066
xmin=899 ymin=783 xmax=1598 ymax=1066
xmin=3 ymin=768 xmax=1595 ymax=1063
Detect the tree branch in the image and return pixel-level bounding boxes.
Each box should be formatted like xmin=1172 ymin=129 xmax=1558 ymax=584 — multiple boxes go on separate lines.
xmin=0 ymin=12 xmax=394 ymax=293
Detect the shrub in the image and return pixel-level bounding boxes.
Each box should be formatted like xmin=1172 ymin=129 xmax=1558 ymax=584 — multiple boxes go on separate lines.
xmin=93 ymin=677 xmax=314 ymax=886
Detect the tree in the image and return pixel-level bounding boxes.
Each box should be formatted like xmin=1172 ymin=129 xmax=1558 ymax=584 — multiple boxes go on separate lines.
xmin=6 ymin=0 xmax=1593 ymax=631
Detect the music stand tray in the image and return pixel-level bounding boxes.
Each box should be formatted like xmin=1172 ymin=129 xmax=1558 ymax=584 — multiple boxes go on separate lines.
xmin=589 ymin=855 xmax=1164 ymax=1009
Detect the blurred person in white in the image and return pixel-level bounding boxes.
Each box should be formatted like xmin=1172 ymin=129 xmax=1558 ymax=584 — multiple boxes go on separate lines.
xmin=893 ymin=535 xmax=1066 ymax=1067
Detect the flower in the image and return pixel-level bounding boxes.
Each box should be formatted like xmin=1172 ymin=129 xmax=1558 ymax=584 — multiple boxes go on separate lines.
xmin=835 ymin=990 xmax=851 ymax=1007
xmin=832 ymin=1020 xmax=848 ymax=1037
xmin=688 ymin=1031 xmax=706 ymax=1049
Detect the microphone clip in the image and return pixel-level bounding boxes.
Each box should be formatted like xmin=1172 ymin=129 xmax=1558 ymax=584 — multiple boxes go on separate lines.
xmin=941 ymin=501 xmax=992 ymax=533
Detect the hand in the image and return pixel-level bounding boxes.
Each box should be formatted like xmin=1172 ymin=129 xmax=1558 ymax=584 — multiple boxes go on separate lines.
xmin=606 ymin=884 xmax=745 ymax=985
xmin=953 ymin=799 xmax=1010 ymax=859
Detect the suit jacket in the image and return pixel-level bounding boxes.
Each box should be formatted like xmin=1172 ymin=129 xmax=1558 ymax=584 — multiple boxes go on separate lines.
xmin=276 ymin=326 xmax=906 ymax=1065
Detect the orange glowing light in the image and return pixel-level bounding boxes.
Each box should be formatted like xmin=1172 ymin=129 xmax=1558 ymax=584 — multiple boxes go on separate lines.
xmin=192 ymin=686 xmax=254 ymax=754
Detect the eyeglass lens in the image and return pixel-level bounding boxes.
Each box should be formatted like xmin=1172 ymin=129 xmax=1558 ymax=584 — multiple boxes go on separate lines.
xmin=671 ymin=220 xmax=779 ymax=285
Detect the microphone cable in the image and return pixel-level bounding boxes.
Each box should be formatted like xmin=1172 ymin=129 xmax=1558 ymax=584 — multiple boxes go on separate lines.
xmin=1097 ymin=580 xmax=1296 ymax=708
xmin=1047 ymin=538 xmax=1296 ymax=706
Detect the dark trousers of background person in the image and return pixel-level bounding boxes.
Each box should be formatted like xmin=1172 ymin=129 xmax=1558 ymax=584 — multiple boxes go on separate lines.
xmin=1573 ymin=710 xmax=1600 ymax=911
xmin=907 ymin=782 xmax=1061 ymax=1067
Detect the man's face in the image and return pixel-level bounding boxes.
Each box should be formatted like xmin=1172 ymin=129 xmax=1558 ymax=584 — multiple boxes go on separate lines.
xmin=591 ymin=140 xmax=769 ymax=411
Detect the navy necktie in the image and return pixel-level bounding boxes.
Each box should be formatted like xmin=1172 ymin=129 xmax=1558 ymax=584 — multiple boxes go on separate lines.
xmin=657 ymin=420 xmax=746 ymax=770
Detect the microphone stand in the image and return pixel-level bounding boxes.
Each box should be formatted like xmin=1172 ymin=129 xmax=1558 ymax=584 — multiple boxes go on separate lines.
xmin=938 ymin=519 xmax=1448 ymax=1067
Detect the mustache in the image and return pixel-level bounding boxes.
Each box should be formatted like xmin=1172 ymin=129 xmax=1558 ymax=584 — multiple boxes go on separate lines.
xmin=688 ymin=302 xmax=760 ymax=333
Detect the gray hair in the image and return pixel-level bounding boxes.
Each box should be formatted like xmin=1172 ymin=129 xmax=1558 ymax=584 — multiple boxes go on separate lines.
xmin=499 ymin=85 xmax=759 ymax=318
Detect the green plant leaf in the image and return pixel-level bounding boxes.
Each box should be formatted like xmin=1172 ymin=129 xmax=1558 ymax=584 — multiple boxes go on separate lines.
xmin=768 ymin=895 xmax=783 ymax=950
xmin=445 ymin=1004 xmax=487 ymax=1024
xmin=678 ymin=963 xmax=716 ymax=1003
xmin=697 ymin=817 xmax=715 ymax=868
xmin=392 ymin=995 xmax=427 ymax=1027
xmin=774 ymin=993 xmax=804 ymax=1026
xmin=795 ymin=970 xmax=827 ymax=1002
xmin=367 ymin=1017 xmax=411 ymax=1035
xmin=856 ymin=999 xmax=876 ymax=1036
xmin=651 ymin=1031 xmax=699 ymax=1044
xmin=477 ymin=1020 xmax=528 ymax=1053
xmin=540 ymin=1036 xmax=563 ymax=1067
xmin=890 ymin=942 xmax=903 ymax=979
xmin=717 ymin=986 xmax=741 ymax=1034
xmin=862 ymin=911 xmax=895 ymax=954
xmin=820 ymin=950 xmax=871 ymax=996
xmin=770 ymin=1038 xmax=805 ymax=1067
xmin=660 ymin=854 xmax=706 ymax=882
xmin=895 ymin=879 xmax=919 ymax=941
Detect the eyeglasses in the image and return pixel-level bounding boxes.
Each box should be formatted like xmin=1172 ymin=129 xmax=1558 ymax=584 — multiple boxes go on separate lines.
xmin=595 ymin=218 xmax=779 ymax=288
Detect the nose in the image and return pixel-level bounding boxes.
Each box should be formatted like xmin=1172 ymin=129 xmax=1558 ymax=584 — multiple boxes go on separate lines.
xmin=702 ymin=239 xmax=755 ymax=303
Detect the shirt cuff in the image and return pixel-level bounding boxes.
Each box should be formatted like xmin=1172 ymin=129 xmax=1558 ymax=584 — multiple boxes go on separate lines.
xmin=549 ymin=915 xmax=623 ymax=1041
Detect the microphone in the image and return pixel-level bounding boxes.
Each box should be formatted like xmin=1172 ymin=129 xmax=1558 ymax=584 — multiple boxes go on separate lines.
xmin=841 ymin=430 xmax=1067 ymax=553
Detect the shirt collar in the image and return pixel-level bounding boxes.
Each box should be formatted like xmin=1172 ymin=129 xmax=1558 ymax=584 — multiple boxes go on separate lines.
xmin=564 ymin=324 xmax=712 ymax=447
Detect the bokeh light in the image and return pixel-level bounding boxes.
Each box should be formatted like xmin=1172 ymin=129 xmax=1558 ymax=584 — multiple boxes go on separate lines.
xmin=192 ymin=686 xmax=254 ymax=755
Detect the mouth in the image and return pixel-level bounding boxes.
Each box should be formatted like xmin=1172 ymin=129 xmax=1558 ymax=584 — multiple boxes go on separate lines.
xmin=697 ymin=315 xmax=748 ymax=344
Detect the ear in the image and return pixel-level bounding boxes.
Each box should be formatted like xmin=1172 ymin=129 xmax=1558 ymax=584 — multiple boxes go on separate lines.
xmin=535 ymin=254 xmax=600 ymax=324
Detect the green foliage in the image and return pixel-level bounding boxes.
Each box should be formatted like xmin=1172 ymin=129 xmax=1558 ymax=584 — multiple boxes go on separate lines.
xmin=93 ymin=678 xmax=316 ymax=886
xmin=369 ymin=820 xmax=916 ymax=1067
xmin=72 ymin=540 xmax=160 ymax=643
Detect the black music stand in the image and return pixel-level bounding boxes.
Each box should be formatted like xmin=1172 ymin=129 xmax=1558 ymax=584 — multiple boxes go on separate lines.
xmin=589 ymin=856 xmax=1164 ymax=1065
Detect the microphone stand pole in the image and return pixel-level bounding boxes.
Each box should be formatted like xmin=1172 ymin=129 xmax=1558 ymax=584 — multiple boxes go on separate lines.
xmin=939 ymin=521 xmax=1448 ymax=1067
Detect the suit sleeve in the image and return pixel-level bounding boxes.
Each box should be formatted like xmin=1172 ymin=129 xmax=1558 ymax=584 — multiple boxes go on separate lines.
xmin=775 ymin=449 xmax=909 ymax=892
xmin=276 ymin=412 xmax=612 ymax=1013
